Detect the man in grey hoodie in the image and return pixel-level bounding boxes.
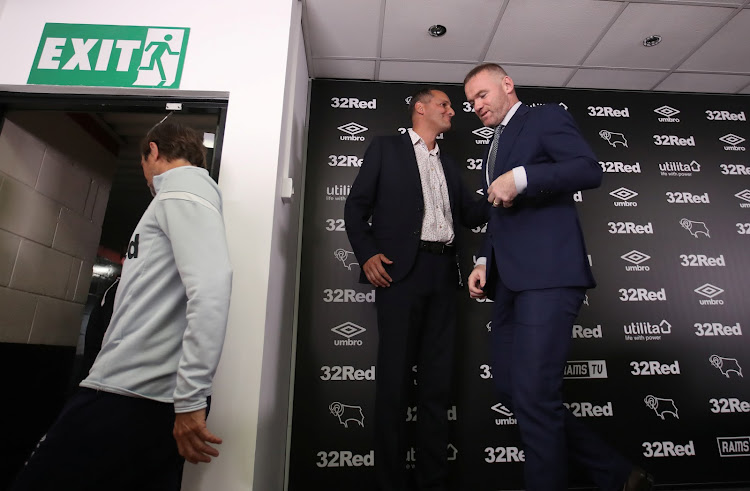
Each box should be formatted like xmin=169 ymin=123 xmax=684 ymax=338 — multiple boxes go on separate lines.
xmin=11 ymin=121 xmax=233 ymax=491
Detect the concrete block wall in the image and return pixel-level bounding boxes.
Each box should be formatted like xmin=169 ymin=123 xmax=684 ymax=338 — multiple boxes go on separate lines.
xmin=0 ymin=113 xmax=117 ymax=346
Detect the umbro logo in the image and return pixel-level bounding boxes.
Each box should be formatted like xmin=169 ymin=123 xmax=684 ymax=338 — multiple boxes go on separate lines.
xmin=473 ymin=127 xmax=495 ymax=139
xmin=735 ymin=189 xmax=750 ymax=206
xmin=622 ymin=250 xmax=650 ymax=265
xmin=720 ymin=133 xmax=746 ymax=151
xmin=695 ymin=283 xmax=724 ymax=298
xmin=654 ymin=105 xmax=680 ymax=118
xmin=338 ymin=122 xmax=368 ymax=141
xmin=610 ymin=187 xmax=638 ymax=207
xmin=331 ymin=321 xmax=366 ymax=346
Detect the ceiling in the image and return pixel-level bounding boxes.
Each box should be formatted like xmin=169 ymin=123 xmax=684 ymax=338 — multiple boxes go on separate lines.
xmin=301 ymin=0 xmax=750 ymax=94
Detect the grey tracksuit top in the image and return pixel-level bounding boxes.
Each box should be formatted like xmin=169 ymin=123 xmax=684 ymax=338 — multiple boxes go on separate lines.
xmin=81 ymin=165 xmax=233 ymax=413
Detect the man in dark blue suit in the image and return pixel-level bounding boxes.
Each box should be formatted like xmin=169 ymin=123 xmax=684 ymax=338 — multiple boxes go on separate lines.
xmin=463 ymin=64 xmax=653 ymax=491
xmin=345 ymin=88 xmax=488 ymax=491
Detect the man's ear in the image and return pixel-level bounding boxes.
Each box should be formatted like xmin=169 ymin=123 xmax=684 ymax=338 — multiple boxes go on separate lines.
xmin=503 ymin=75 xmax=515 ymax=94
xmin=148 ymin=141 xmax=159 ymax=160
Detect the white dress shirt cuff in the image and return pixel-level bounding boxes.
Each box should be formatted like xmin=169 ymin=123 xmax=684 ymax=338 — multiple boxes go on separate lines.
xmin=512 ymin=166 xmax=527 ymax=194
xmin=475 ymin=257 xmax=487 ymax=266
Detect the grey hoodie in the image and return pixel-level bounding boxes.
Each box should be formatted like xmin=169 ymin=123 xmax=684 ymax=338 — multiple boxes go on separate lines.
xmin=81 ymin=165 xmax=233 ymax=413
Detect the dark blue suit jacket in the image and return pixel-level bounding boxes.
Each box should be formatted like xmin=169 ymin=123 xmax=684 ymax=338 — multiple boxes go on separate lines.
xmin=345 ymin=133 xmax=489 ymax=285
xmin=480 ymin=103 xmax=602 ymax=294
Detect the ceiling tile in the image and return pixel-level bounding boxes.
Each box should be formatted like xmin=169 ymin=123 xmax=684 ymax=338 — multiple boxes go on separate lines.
xmin=584 ymin=3 xmax=731 ymax=69
xmin=381 ymin=0 xmax=499 ymax=61
xmin=305 ymin=0 xmax=382 ymax=58
xmin=567 ymin=68 xmax=666 ymax=90
xmin=378 ymin=61 xmax=475 ymax=83
xmin=656 ymin=0 xmax=743 ymax=5
xmin=497 ymin=65 xmax=576 ymax=87
xmin=486 ymin=0 xmax=621 ymax=65
xmin=313 ymin=59 xmax=376 ymax=80
xmin=679 ymin=9 xmax=750 ymax=72
xmin=654 ymin=72 xmax=750 ymax=93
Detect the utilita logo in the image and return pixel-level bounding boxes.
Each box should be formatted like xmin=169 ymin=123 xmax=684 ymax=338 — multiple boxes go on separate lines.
xmin=473 ymin=126 xmax=494 ymax=144
xmin=654 ymin=105 xmax=680 ymax=123
xmin=331 ymin=321 xmax=366 ymax=347
xmin=719 ymin=133 xmax=746 ymax=151
xmin=694 ymin=283 xmax=725 ymax=305
xmin=326 ymin=184 xmax=351 ymax=201
xmin=660 ymin=160 xmax=700 ymax=177
xmin=338 ymin=122 xmax=368 ymax=141
xmin=610 ymin=187 xmax=638 ymax=207
xmin=621 ymin=250 xmax=651 ymax=272
xmin=624 ymin=320 xmax=672 ymax=342
xmin=735 ymin=189 xmax=750 ymax=208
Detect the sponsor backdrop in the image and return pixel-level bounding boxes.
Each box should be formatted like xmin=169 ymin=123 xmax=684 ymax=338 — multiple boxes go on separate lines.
xmin=289 ymin=79 xmax=750 ymax=490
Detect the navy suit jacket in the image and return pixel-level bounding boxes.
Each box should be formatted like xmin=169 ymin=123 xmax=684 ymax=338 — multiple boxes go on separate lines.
xmin=480 ymin=103 xmax=602 ymax=294
xmin=345 ymin=133 xmax=489 ymax=285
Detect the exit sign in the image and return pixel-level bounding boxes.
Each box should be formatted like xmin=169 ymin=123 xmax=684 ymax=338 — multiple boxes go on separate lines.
xmin=28 ymin=23 xmax=190 ymax=88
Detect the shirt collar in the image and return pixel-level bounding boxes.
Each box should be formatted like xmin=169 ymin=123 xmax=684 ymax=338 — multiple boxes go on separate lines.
xmin=408 ymin=128 xmax=440 ymax=156
xmin=500 ymin=101 xmax=523 ymax=128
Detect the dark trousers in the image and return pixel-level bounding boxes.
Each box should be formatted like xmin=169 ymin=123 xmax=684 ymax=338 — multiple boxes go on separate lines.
xmin=491 ymin=281 xmax=631 ymax=491
xmin=11 ymin=388 xmax=187 ymax=491
xmin=374 ymin=250 xmax=457 ymax=491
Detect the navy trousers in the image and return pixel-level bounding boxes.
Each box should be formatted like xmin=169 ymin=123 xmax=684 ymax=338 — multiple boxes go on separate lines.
xmin=11 ymin=388 xmax=189 ymax=491
xmin=374 ymin=250 xmax=457 ymax=491
xmin=491 ymin=282 xmax=631 ymax=491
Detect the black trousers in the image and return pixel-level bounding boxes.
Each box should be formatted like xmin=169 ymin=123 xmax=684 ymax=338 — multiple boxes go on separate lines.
xmin=10 ymin=388 xmax=189 ymax=491
xmin=491 ymin=283 xmax=631 ymax=490
xmin=374 ymin=250 xmax=457 ymax=491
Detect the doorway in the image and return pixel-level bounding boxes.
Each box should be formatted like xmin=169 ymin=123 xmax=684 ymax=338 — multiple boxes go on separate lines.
xmin=0 ymin=86 xmax=228 ymax=487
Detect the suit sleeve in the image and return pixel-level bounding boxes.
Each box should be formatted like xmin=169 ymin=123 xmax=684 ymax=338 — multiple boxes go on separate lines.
xmin=344 ymin=138 xmax=382 ymax=266
xmin=523 ymin=105 xmax=603 ymax=196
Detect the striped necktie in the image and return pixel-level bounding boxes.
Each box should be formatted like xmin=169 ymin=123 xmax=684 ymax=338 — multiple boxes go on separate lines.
xmin=487 ymin=124 xmax=505 ymax=183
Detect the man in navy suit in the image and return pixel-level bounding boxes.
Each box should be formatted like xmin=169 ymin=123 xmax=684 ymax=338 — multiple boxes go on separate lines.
xmin=345 ymin=88 xmax=488 ymax=491
xmin=463 ymin=64 xmax=652 ymax=491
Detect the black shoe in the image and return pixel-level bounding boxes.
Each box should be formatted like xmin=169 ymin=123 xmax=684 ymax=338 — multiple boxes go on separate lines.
xmin=623 ymin=466 xmax=654 ymax=491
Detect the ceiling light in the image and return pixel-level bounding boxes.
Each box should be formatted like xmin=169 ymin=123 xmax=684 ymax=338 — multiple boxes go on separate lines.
xmin=643 ymin=35 xmax=661 ymax=47
xmin=428 ymin=25 xmax=447 ymax=37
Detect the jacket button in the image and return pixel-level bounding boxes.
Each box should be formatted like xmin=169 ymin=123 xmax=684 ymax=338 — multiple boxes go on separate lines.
xmin=414 ymin=230 xmax=420 ymax=236
xmin=417 ymin=207 xmax=423 ymax=212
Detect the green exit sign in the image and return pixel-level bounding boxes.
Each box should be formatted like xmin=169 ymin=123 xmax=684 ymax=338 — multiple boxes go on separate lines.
xmin=28 ymin=23 xmax=190 ymax=88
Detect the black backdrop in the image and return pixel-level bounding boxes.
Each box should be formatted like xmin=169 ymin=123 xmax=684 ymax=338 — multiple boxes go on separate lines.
xmin=289 ymin=79 xmax=750 ymax=490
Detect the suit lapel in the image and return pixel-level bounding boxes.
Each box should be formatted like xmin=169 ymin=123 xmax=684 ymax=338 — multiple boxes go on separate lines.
xmin=494 ymin=104 xmax=529 ymax=176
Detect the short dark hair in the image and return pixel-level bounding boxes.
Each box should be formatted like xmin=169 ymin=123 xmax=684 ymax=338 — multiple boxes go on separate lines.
xmin=463 ymin=63 xmax=508 ymax=86
xmin=140 ymin=121 xmax=207 ymax=168
xmin=408 ymin=87 xmax=440 ymax=117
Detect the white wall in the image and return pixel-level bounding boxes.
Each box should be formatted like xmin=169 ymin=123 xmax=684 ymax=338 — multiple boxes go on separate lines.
xmin=253 ymin=1 xmax=308 ymax=489
xmin=0 ymin=1 xmax=297 ymax=490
